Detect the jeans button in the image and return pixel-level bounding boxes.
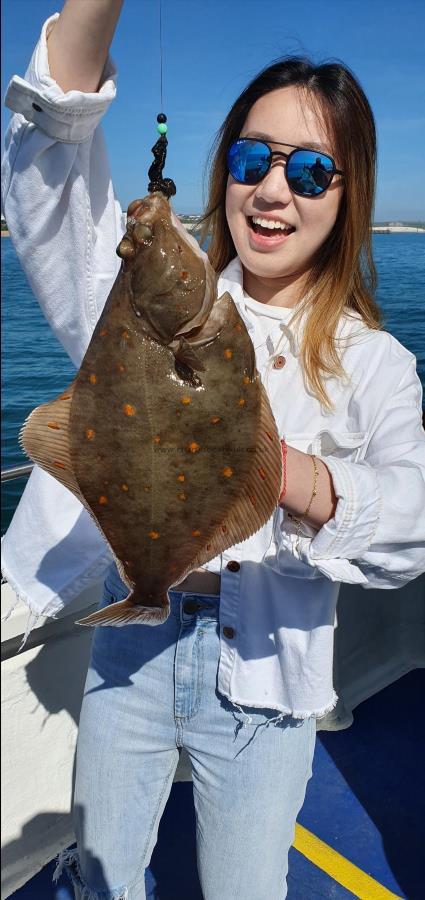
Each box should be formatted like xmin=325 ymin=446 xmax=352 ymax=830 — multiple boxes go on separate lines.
xmin=183 ymin=598 xmax=199 ymax=614
xmin=226 ymin=560 xmax=240 ymax=572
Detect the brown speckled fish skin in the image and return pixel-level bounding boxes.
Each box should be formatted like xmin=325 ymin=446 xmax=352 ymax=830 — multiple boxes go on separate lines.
xmin=20 ymin=192 xmax=282 ymax=627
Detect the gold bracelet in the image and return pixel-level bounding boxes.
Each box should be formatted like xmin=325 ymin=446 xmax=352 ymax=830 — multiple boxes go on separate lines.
xmin=288 ymin=454 xmax=320 ymax=538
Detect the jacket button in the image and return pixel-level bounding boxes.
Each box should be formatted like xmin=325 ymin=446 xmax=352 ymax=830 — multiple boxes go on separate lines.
xmin=273 ymin=355 xmax=286 ymax=369
xmin=223 ymin=626 xmax=235 ymax=639
xmin=32 ymin=103 xmax=42 ymax=112
xmin=226 ymin=560 xmax=240 ymax=572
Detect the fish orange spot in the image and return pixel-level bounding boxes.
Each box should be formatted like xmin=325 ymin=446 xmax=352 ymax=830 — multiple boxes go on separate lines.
xmin=249 ymin=494 xmax=257 ymax=505
xmin=187 ymin=441 xmax=200 ymax=453
xmin=210 ymin=416 xmax=221 ymax=424
xmin=144 ymin=485 xmax=152 ymax=492
xmin=123 ymin=404 xmax=136 ymax=416
xmin=181 ymin=270 xmax=189 ymax=280
xmin=181 ymin=396 xmax=191 ymax=405
xmin=85 ymin=428 xmax=95 ymax=440
xmin=222 ymin=466 xmax=233 ymax=478
xmin=243 ymin=375 xmax=250 ymax=384
xmin=52 ymin=460 xmax=66 ymax=469
xmin=61 ymin=393 xmax=71 ymax=400
xmin=265 ymin=431 xmax=273 ymax=442
xmin=122 ymin=330 xmax=130 ymax=340
xmin=153 ymin=435 xmax=161 ymax=444
xmin=177 ymin=474 xmax=185 ymax=482
xmin=233 ymin=322 xmax=243 ymax=332
xmin=237 ymin=398 xmax=246 ymax=407
xmin=47 ymin=421 xmax=60 ymax=430
xmin=148 ymin=530 xmax=160 ymax=540
xmin=117 ymin=363 xmax=125 ymax=373
xmin=100 ymin=329 xmax=108 ymax=337
xmin=169 ymin=563 xmax=178 ymax=572
xmin=98 ymin=495 xmax=108 ymax=505
xmin=192 ymin=529 xmax=201 ymax=537
xmin=258 ymin=467 xmax=267 ymax=480
xmin=176 ymin=410 xmax=182 ymax=416
xmin=178 ymin=492 xmax=187 ymax=501
xmin=224 ymin=348 xmax=233 ymax=360
xmin=89 ymin=374 xmax=97 ymax=385
xmin=121 ymin=483 xmax=129 ymax=492
xmin=221 ymin=524 xmax=227 ymax=533
xmin=206 ymin=543 xmax=212 ymax=551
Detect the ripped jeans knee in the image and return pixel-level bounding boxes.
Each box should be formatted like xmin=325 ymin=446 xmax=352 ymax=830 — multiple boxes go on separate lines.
xmin=53 ymin=848 xmax=129 ymax=900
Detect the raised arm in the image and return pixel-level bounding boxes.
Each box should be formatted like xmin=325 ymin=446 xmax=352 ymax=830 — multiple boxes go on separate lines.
xmin=2 ymin=3 xmax=126 ymax=367
xmin=47 ymin=0 xmax=124 ymax=92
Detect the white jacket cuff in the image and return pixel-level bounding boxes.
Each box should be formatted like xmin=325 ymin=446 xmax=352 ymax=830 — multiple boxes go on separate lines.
xmin=291 ymin=455 xmax=381 ymax=585
xmin=4 ymin=13 xmax=117 ymax=143
xmin=309 ymin=455 xmax=381 ymax=560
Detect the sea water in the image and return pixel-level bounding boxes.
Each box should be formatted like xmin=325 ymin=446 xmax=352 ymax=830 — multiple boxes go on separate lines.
xmin=1 ymin=233 xmax=424 ymax=535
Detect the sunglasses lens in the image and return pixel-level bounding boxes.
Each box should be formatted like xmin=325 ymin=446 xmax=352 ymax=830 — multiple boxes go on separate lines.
xmin=227 ymin=140 xmax=271 ymax=184
xmin=286 ymin=150 xmax=334 ymax=195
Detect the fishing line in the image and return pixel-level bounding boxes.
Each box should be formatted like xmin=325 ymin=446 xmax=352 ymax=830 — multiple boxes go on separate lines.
xmin=147 ymin=0 xmax=176 ymax=198
xmin=159 ymin=0 xmax=164 ymax=111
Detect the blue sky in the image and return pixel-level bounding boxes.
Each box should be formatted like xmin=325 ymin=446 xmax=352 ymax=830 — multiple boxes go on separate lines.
xmin=2 ymin=0 xmax=425 ymax=218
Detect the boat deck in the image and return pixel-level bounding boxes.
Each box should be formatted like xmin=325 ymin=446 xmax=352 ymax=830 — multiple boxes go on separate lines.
xmin=10 ymin=669 xmax=423 ymax=899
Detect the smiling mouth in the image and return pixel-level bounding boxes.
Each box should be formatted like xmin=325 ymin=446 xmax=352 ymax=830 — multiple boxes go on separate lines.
xmin=247 ymin=216 xmax=296 ymax=238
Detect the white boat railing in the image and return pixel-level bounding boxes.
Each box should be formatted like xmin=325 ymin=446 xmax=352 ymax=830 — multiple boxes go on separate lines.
xmin=1 ymin=463 xmax=34 ymax=482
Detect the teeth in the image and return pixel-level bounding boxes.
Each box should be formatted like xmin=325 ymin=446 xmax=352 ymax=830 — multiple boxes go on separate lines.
xmin=251 ymin=217 xmax=293 ymax=232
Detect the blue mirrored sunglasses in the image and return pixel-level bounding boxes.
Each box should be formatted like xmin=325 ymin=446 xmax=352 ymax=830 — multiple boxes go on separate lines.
xmin=227 ymin=138 xmax=343 ymax=197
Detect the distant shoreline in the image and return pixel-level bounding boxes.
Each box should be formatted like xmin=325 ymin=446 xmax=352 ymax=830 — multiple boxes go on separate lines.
xmin=371 ymin=226 xmax=425 ymax=233
xmin=2 ymin=226 xmax=424 ymax=238
xmin=182 ymin=222 xmax=425 ymax=234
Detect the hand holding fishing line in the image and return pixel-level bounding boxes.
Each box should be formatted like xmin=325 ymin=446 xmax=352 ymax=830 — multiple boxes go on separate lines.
xmin=46 ymin=0 xmax=125 ymax=93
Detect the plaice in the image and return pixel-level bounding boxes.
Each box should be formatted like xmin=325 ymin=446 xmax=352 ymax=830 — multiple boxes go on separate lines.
xmin=19 ymin=192 xmax=282 ymax=627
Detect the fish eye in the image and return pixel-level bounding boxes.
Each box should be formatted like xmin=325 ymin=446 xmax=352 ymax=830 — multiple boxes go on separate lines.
xmin=133 ymin=222 xmax=153 ymax=243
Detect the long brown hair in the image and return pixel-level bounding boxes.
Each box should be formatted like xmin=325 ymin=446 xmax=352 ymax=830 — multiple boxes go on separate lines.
xmin=200 ymin=58 xmax=382 ymax=410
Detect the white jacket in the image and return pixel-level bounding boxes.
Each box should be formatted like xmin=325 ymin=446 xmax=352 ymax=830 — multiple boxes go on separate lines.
xmin=2 ymin=14 xmax=425 ymax=719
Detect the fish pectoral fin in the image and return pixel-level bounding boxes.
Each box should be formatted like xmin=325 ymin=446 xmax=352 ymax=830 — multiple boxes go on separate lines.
xmin=170 ymin=336 xmax=206 ymax=372
xmin=76 ymin=595 xmax=170 ymax=627
xmin=177 ymin=291 xmax=234 ymax=349
xmin=19 ymin=378 xmax=86 ymax=502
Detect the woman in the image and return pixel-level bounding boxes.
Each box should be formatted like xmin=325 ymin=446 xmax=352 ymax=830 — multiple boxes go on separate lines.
xmin=2 ymin=1 xmax=425 ymax=898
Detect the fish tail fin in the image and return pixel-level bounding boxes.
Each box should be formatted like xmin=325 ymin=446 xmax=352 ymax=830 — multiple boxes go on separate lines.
xmin=75 ymin=595 xmax=169 ymax=628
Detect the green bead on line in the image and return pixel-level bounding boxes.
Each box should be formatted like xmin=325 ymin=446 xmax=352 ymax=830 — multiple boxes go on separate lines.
xmin=157 ymin=123 xmax=168 ymax=135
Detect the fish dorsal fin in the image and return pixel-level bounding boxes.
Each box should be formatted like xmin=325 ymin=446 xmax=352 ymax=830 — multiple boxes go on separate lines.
xmin=175 ymin=383 xmax=283 ymax=579
xmin=19 ymin=379 xmax=85 ymax=503
xmin=20 ymin=379 xmax=134 ymax=593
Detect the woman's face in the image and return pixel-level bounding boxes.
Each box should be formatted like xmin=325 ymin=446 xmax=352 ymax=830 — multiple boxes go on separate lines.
xmin=225 ymin=86 xmax=344 ymax=294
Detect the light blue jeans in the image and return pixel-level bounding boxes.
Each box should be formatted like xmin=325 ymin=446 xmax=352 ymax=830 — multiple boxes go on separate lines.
xmin=54 ymin=562 xmax=316 ymax=899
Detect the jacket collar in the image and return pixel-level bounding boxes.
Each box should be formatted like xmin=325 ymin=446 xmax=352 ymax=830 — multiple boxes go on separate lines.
xmin=218 ymin=256 xmax=302 ymax=356
xmin=217 ymin=256 xmax=368 ymax=359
